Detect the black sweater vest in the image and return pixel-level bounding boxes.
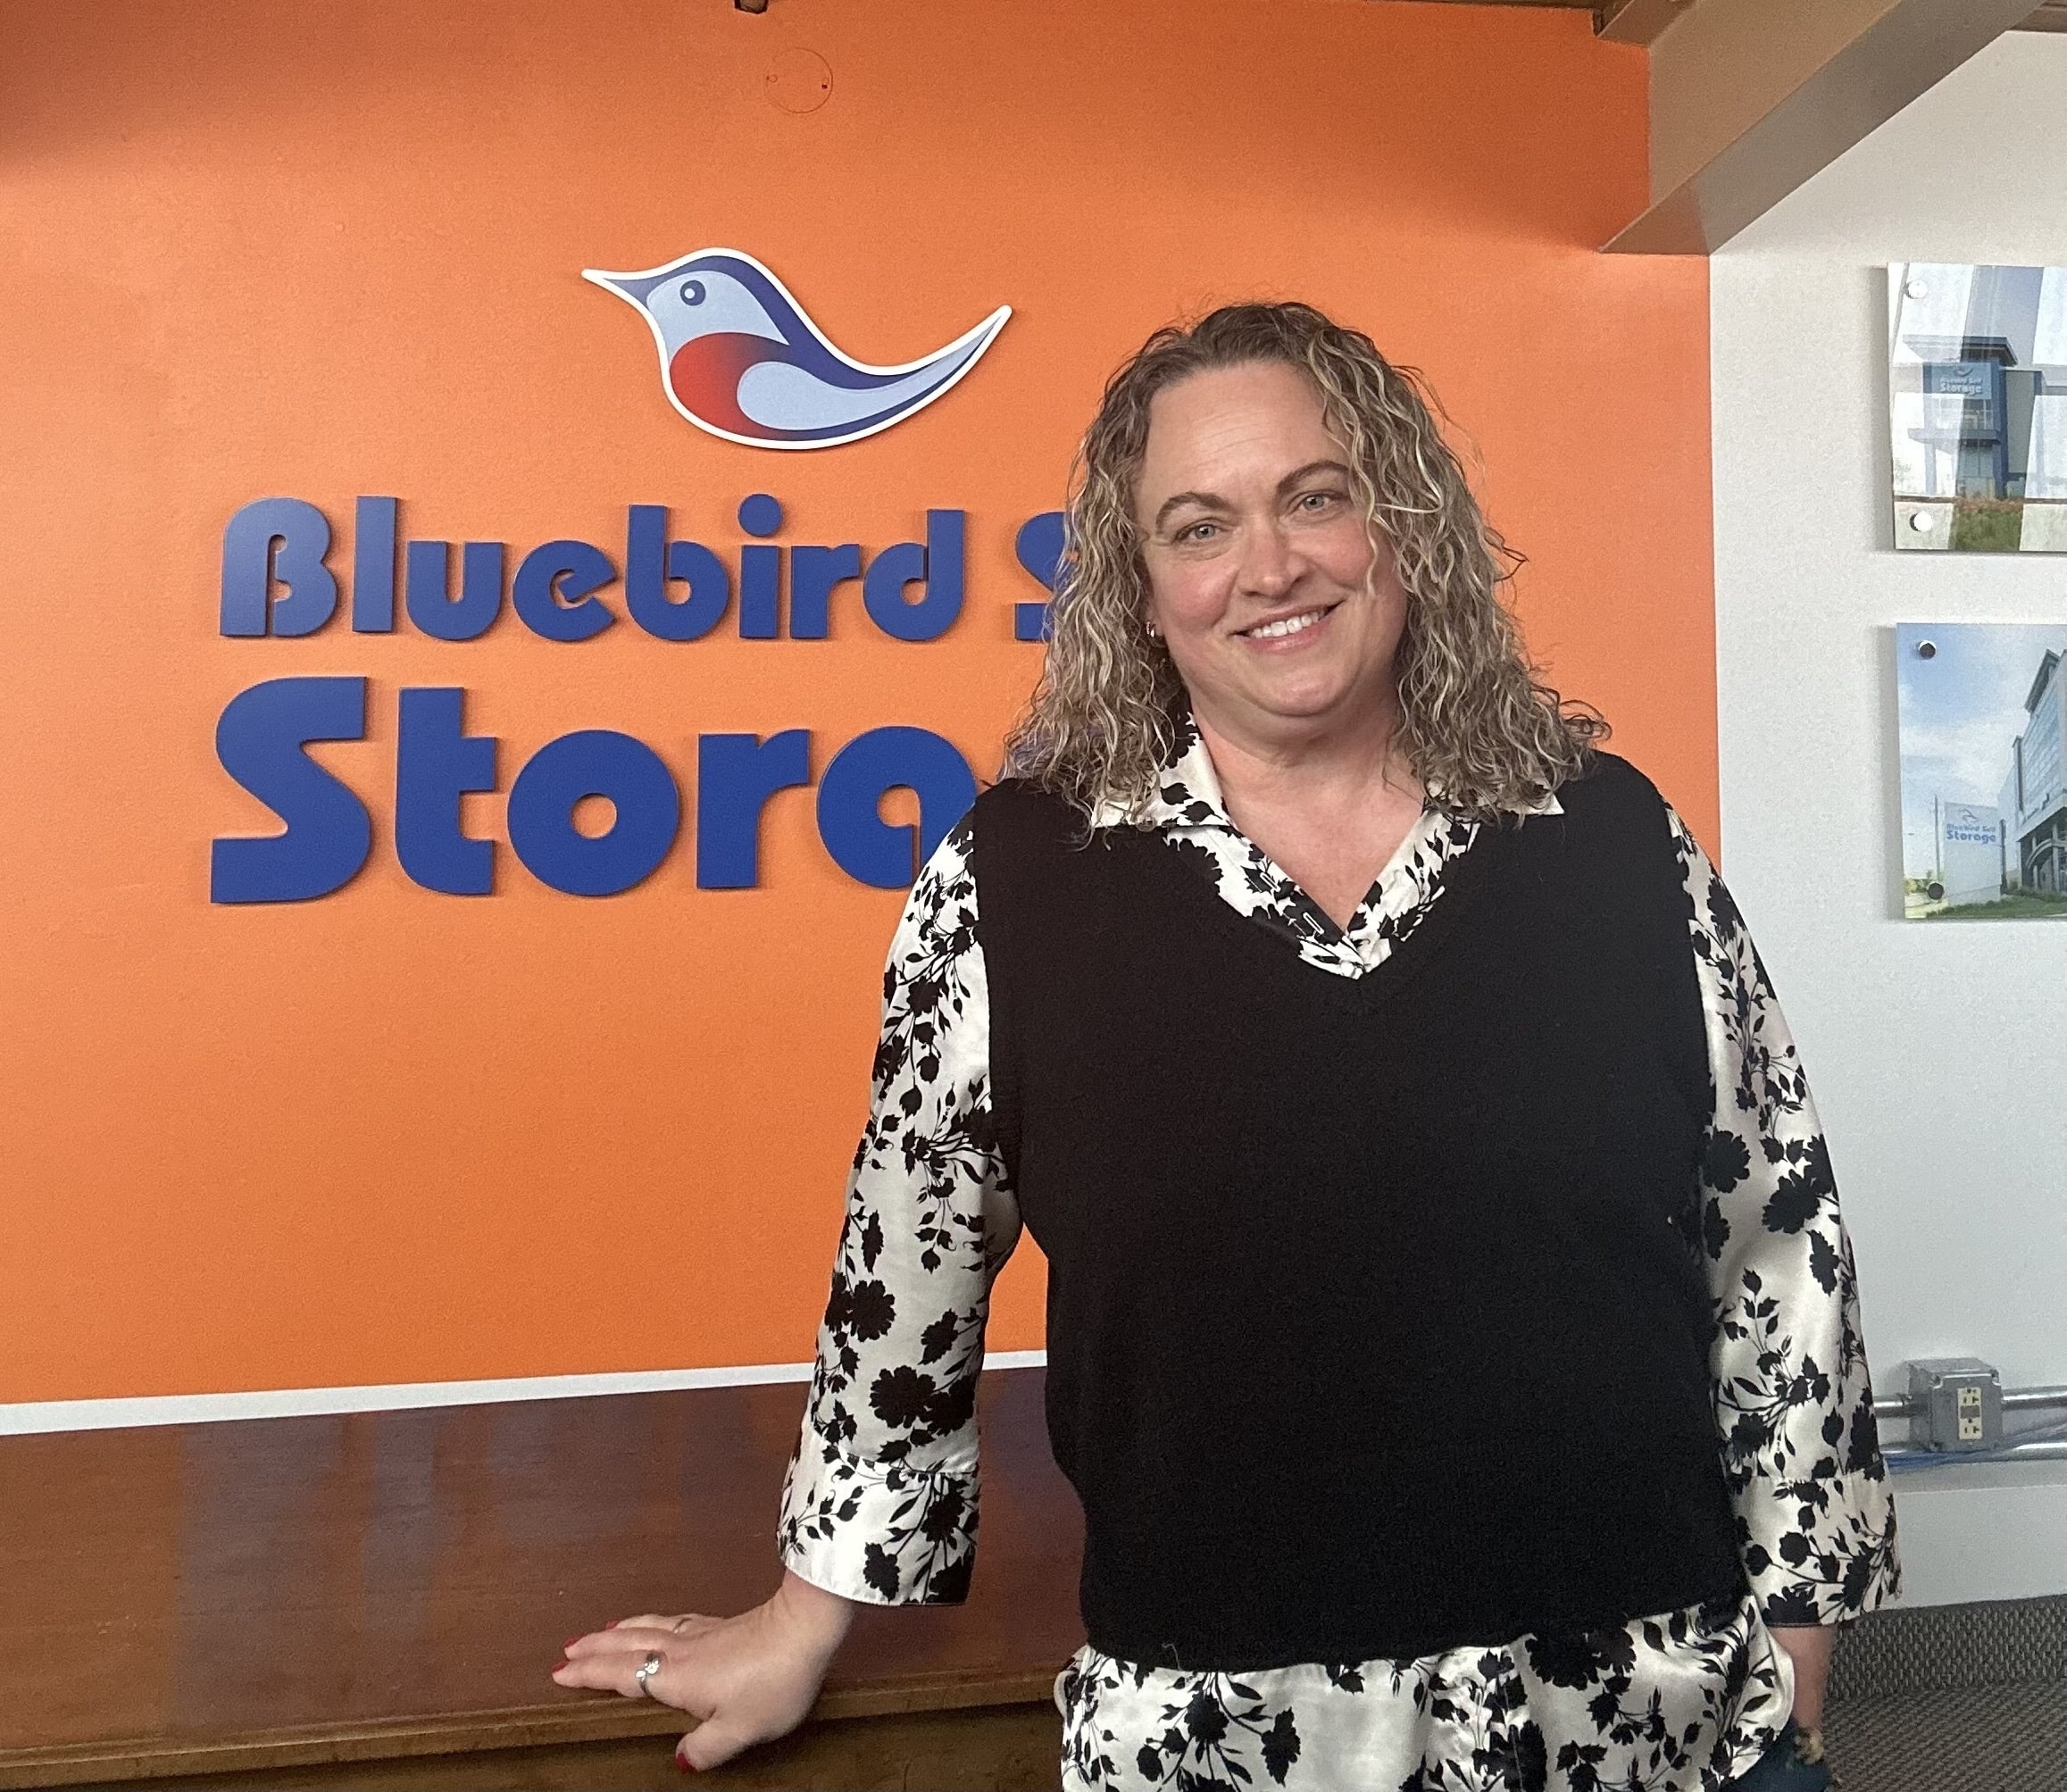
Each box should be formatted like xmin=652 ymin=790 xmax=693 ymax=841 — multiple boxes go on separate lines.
xmin=971 ymin=754 xmax=1746 ymax=1670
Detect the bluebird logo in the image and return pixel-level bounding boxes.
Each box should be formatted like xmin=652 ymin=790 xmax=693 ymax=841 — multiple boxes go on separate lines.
xmin=582 ymin=248 xmax=1010 ymax=450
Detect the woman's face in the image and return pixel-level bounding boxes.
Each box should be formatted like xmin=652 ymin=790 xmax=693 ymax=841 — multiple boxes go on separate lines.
xmin=1133 ymin=360 xmax=1409 ymax=747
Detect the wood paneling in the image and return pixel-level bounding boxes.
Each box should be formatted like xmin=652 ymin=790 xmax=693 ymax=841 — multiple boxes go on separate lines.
xmin=37 ymin=1706 xmax=1065 ymax=1792
xmin=0 ymin=1371 xmax=1082 ymax=1789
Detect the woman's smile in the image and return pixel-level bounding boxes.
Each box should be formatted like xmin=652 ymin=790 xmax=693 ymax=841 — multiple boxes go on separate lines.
xmin=1237 ymin=601 xmax=1342 ymax=647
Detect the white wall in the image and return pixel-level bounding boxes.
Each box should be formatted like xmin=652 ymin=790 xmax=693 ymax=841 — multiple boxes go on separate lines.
xmin=1712 ymin=31 xmax=2067 ymax=1606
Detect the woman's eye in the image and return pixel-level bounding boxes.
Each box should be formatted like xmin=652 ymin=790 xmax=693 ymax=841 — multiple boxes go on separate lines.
xmin=1296 ymin=490 xmax=1342 ymax=513
xmin=1179 ymin=521 xmax=1220 ymax=543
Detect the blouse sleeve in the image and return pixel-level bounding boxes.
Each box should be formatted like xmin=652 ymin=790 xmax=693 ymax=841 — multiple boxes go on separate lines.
xmin=1668 ymin=807 xmax=1903 ymax=1629
xmin=777 ymin=816 xmax=1022 ymax=1604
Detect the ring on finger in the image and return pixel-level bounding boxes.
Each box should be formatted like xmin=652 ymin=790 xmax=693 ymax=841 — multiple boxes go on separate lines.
xmin=634 ymin=1650 xmax=663 ymax=1696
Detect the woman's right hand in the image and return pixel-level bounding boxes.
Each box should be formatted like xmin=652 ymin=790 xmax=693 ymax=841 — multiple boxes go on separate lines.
xmin=553 ymin=1570 xmax=857 ymax=1771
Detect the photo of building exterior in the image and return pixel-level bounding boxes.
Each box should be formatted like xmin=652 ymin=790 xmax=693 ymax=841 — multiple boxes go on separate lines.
xmin=1898 ymin=621 xmax=2067 ymax=919
xmin=1999 ymin=646 xmax=2065 ymax=895
xmin=1888 ymin=262 xmax=2067 ymax=553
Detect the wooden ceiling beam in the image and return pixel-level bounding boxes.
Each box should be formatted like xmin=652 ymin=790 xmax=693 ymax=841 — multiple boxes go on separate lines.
xmin=1604 ymin=0 xmax=2039 ymax=254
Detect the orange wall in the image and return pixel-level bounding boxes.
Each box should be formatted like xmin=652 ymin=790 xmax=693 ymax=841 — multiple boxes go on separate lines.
xmin=0 ymin=0 xmax=1709 ymax=1404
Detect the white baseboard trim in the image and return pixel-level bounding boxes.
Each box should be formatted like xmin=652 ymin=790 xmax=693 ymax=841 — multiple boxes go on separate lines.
xmin=0 ymin=1349 xmax=1050 ymax=1436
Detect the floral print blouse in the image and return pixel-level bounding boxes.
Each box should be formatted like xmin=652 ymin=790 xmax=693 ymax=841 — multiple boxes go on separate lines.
xmin=778 ymin=735 xmax=1900 ymax=1792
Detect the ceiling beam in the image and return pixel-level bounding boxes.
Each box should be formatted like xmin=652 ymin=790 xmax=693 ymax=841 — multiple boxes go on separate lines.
xmin=1596 ymin=0 xmax=2058 ymax=33
xmin=1595 ymin=0 xmax=1692 ymax=46
xmin=1603 ymin=0 xmax=2038 ymax=254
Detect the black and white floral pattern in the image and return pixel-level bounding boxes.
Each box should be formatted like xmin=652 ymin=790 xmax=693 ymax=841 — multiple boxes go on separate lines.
xmin=1669 ymin=811 xmax=1901 ymax=1637
xmin=779 ymin=743 xmax=1899 ymax=1791
xmin=778 ymin=828 xmax=1014 ymax=1606
xmin=1058 ymin=1593 xmax=1784 ymax=1792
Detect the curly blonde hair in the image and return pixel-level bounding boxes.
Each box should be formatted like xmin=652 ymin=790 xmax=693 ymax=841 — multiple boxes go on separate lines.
xmin=1003 ymin=303 xmax=1605 ymax=820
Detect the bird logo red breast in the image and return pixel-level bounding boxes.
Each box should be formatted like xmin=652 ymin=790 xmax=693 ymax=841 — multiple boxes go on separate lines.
xmin=583 ymin=248 xmax=1011 ymax=450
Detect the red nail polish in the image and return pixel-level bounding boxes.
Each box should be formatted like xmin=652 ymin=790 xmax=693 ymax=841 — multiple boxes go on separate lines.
xmin=675 ymin=1751 xmax=696 ymax=1774
xmin=564 ymin=1636 xmax=582 ymax=1650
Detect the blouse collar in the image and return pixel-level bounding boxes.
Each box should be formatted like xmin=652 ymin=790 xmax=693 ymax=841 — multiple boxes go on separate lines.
xmin=1091 ymin=716 xmax=1562 ymax=979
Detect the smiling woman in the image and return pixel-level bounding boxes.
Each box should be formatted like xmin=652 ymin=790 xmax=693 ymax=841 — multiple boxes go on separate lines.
xmin=554 ymin=305 xmax=1897 ymax=1792
xmin=1012 ymin=311 xmax=1603 ymax=854
xmin=1122 ymin=358 xmax=1427 ymax=925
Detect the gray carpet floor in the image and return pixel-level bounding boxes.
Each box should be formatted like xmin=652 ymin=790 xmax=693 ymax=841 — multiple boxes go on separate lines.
xmin=1825 ymin=1679 xmax=2066 ymax=1791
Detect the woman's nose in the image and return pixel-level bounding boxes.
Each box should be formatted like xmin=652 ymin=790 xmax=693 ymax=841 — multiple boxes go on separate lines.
xmin=1235 ymin=521 xmax=1300 ymax=597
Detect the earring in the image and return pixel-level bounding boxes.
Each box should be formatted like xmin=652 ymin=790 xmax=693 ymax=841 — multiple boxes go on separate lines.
xmin=1146 ymin=621 xmax=1161 ymax=639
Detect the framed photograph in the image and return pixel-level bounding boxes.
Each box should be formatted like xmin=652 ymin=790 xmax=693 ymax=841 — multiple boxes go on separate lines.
xmin=1888 ymin=263 xmax=2067 ymax=552
xmin=1896 ymin=621 xmax=2067 ymax=919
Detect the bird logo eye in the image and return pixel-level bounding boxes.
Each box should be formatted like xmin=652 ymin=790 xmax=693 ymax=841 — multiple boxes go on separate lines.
xmin=679 ymin=279 xmax=705 ymax=305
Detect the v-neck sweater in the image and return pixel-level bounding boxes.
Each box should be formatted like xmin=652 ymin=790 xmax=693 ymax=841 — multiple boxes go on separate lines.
xmin=972 ymin=756 xmax=1746 ymax=1670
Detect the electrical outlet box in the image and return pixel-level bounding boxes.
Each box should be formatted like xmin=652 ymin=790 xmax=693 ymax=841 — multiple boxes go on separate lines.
xmin=1906 ymin=1358 xmax=2004 ymax=1453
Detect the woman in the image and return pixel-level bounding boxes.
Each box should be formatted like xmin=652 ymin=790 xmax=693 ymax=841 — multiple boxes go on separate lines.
xmin=555 ymin=304 xmax=1898 ymax=1792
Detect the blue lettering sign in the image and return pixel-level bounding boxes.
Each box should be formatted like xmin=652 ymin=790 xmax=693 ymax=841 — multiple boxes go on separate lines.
xmin=507 ymin=729 xmax=682 ymax=897
xmin=697 ymin=730 xmax=813 ymax=889
xmin=209 ymin=496 xmax=1061 ymax=900
xmin=863 ymin=511 xmax=964 ymax=643
xmin=626 ymin=504 xmax=730 ymax=641
xmin=1013 ymin=510 xmax=1065 ymax=642
xmin=513 ymin=540 xmax=617 ymax=643
xmin=406 ymin=538 xmax=505 ymax=641
xmin=220 ymin=499 xmax=338 ymax=638
xmin=816 ymin=726 xmax=977 ymax=888
xmin=211 ymin=677 xmax=371 ymax=902
xmin=396 ymin=688 xmax=498 ymax=895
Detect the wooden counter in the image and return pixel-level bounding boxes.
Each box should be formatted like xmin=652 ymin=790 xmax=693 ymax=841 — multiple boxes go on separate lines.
xmin=0 ymin=1370 xmax=1082 ymax=1790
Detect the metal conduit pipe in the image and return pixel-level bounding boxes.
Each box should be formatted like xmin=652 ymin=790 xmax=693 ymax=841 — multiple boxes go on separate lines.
xmin=1886 ymin=1437 xmax=2067 ymax=1472
xmin=1871 ymin=1380 xmax=2067 ymax=1471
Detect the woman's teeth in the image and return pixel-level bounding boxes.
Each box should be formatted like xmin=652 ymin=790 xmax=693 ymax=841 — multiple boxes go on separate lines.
xmin=1246 ymin=608 xmax=1327 ymax=639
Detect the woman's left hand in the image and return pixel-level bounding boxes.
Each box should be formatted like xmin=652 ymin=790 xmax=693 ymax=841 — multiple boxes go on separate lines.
xmin=1769 ymin=1623 xmax=1835 ymax=1729
xmin=551 ymin=1575 xmax=854 ymax=1771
